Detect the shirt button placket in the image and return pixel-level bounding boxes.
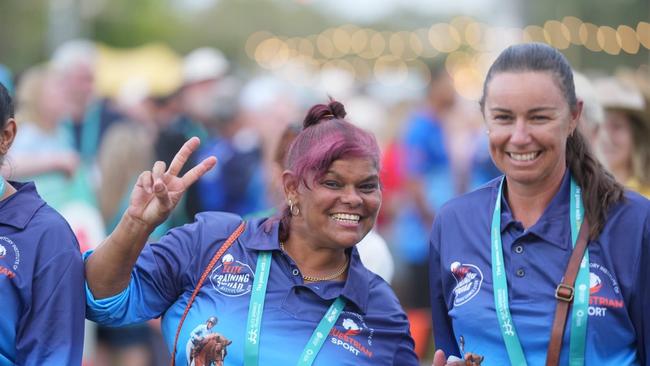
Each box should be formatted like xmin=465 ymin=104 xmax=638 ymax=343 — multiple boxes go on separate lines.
xmin=516 ymin=268 xmax=525 ymax=277
xmin=514 ymin=245 xmax=524 ymax=254
xmin=292 ymin=268 xmax=300 ymax=276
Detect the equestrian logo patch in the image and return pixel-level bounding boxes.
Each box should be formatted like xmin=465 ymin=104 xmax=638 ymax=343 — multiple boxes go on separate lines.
xmin=210 ymin=254 xmax=254 ymax=297
xmin=450 ymin=261 xmax=483 ymax=306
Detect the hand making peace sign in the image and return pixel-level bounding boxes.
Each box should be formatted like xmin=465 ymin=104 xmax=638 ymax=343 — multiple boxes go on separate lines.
xmin=127 ymin=137 xmax=217 ymax=228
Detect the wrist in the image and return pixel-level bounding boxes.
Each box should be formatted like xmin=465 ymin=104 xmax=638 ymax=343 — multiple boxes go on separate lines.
xmin=123 ymin=211 xmax=156 ymax=234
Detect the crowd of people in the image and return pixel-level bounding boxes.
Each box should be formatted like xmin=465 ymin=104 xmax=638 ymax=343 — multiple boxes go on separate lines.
xmin=0 ymin=39 xmax=648 ymax=366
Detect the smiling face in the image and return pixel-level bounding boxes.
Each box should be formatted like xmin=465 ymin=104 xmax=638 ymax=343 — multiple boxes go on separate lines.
xmin=286 ymin=157 xmax=381 ymax=250
xmin=484 ymin=71 xmax=579 ymax=189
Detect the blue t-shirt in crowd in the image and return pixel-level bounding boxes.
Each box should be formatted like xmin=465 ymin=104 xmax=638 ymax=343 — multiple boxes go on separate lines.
xmin=429 ymin=171 xmax=650 ymax=365
xmin=0 ymin=182 xmax=85 ymax=366
xmin=86 ymin=213 xmax=418 ymax=365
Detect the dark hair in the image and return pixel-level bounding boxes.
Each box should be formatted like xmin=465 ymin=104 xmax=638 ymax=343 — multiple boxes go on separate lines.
xmin=0 ymin=82 xmax=13 ymax=127
xmin=277 ymin=100 xmax=381 ymax=242
xmin=480 ymin=43 xmax=624 ymax=239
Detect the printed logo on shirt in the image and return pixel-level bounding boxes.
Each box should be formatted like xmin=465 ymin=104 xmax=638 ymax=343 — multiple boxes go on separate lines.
xmin=587 ymin=262 xmax=624 ymax=317
xmin=329 ymin=311 xmax=374 ymax=358
xmin=210 ymin=253 xmax=254 ymax=297
xmin=450 ymin=261 xmax=483 ymax=307
xmin=0 ymin=236 xmax=20 ymax=279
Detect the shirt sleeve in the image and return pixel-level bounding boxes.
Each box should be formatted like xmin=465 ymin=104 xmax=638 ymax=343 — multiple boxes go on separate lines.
xmin=86 ymin=220 xmax=200 ymax=326
xmin=429 ymin=216 xmax=461 ymax=357
xmin=630 ymin=212 xmax=650 ymax=365
xmin=16 ymin=248 xmax=85 ymax=366
xmin=392 ymin=332 xmax=420 ymax=365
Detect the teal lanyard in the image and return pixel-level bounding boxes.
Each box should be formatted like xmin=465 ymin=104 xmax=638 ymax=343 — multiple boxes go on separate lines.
xmin=0 ymin=178 xmax=6 ymax=198
xmin=491 ymin=176 xmax=588 ymax=366
xmin=63 ymin=101 xmax=102 ymax=163
xmin=244 ymin=251 xmax=347 ymax=366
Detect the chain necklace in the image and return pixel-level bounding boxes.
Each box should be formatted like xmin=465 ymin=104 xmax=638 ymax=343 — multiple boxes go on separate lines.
xmin=280 ymin=242 xmax=349 ymax=282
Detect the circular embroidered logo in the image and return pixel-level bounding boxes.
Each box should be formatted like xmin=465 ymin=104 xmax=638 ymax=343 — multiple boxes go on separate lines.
xmin=210 ymin=254 xmax=254 ymax=297
xmin=450 ymin=261 xmax=483 ymax=306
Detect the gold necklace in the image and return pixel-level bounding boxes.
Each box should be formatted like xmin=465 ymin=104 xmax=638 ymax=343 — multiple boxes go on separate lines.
xmin=280 ymin=242 xmax=349 ymax=282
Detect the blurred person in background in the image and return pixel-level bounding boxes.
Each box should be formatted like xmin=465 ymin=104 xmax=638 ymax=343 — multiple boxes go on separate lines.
xmin=0 ymin=82 xmax=85 ymax=366
xmin=185 ymin=77 xmax=268 ymax=218
xmin=84 ymin=100 xmax=419 ymax=365
xmin=6 ymin=65 xmax=78 ymax=210
xmin=573 ymin=72 xmax=605 ymax=145
xmin=94 ymin=116 xmax=161 ymax=366
xmin=595 ymin=77 xmax=650 ymax=198
xmin=155 ymin=47 xmax=228 ymax=170
xmin=51 ymin=39 xmax=123 ymax=167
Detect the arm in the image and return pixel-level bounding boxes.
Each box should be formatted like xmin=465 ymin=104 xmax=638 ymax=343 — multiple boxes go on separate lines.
xmin=86 ymin=137 xmax=216 ymax=299
xmin=16 ymin=246 xmax=85 ymax=366
xmin=630 ymin=213 xmax=650 ymax=365
xmin=393 ymin=333 xmax=419 ymax=366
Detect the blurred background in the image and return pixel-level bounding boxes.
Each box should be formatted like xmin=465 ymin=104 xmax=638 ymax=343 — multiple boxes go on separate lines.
xmin=1 ymin=0 xmax=648 ymax=365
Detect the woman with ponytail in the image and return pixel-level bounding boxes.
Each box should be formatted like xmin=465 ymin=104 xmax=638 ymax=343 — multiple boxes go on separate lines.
xmin=85 ymin=100 xmax=419 ymax=365
xmin=430 ymin=43 xmax=649 ymax=366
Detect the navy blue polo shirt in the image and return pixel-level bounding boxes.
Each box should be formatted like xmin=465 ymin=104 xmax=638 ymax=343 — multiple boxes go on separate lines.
xmin=86 ymin=213 xmax=418 ymax=365
xmin=0 ymin=182 xmax=85 ymax=366
xmin=430 ymin=172 xmax=650 ymax=365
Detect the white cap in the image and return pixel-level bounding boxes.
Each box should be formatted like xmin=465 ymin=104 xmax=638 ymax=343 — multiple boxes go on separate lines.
xmin=594 ymin=77 xmax=646 ymax=113
xmin=182 ymin=47 xmax=229 ymax=85
xmin=51 ymin=39 xmax=98 ymax=72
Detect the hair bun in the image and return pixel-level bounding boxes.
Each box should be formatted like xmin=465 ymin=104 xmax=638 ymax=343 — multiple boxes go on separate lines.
xmin=303 ymin=99 xmax=347 ymax=128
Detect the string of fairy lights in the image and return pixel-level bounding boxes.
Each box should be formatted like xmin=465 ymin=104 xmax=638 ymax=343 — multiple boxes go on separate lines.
xmin=245 ymin=16 xmax=650 ymax=100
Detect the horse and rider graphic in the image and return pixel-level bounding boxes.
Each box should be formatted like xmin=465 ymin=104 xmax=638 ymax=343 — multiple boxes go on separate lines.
xmin=187 ymin=316 xmax=232 ymax=366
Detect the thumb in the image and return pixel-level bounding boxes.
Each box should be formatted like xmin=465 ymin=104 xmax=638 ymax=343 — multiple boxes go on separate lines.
xmin=433 ymin=349 xmax=447 ymax=366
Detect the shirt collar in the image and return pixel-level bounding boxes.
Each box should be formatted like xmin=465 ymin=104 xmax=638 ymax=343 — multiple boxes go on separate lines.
xmin=0 ymin=182 xmax=45 ymax=229
xmin=496 ymin=171 xmax=572 ymax=250
xmin=243 ymin=217 xmax=370 ymax=313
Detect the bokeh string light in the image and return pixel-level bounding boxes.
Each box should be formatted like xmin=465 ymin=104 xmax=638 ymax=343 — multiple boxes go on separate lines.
xmin=246 ymin=17 xmax=649 ymax=100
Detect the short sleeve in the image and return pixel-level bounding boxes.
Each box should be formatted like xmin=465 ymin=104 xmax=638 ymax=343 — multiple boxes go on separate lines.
xmin=16 ymin=235 xmax=85 ymax=366
xmin=429 ymin=215 xmax=461 ymax=357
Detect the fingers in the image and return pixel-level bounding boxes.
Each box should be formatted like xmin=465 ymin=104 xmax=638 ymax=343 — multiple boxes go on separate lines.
xmin=432 ymin=350 xmax=448 ymax=366
xmin=152 ymin=161 xmax=166 ymax=193
xmin=167 ymin=137 xmax=201 ymax=177
xmin=181 ymin=156 xmax=217 ymax=188
xmin=151 ymin=160 xmax=172 ymax=207
xmin=136 ymin=170 xmax=154 ymax=194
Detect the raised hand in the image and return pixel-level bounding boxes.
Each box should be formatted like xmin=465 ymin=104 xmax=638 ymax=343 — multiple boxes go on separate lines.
xmin=127 ymin=137 xmax=217 ymax=228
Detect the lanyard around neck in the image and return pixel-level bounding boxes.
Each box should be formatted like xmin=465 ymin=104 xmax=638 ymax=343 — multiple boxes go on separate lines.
xmin=244 ymin=251 xmax=346 ymax=366
xmin=490 ymin=176 xmax=589 ymax=366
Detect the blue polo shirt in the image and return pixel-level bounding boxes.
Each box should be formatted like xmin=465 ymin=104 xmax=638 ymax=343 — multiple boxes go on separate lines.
xmin=429 ymin=172 xmax=650 ymax=365
xmin=86 ymin=213 xmax=418 ymax=365
xmin=0 ymin=182 xmax=85 ymax=366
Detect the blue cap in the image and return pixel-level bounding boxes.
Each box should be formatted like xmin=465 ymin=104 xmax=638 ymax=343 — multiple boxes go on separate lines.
xmin=0 ymin=65 xmax=14 ymax=96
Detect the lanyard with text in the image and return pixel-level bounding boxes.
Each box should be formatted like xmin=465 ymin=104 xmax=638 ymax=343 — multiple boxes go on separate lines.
xmin=244 ymin=251 xmax=347 ymax=366
xmin=491 ymin=176 xmax=589 ymax=366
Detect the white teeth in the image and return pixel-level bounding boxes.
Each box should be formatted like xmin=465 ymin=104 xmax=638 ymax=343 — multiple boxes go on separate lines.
xmin=331 ymin=213 xmax=360 ymax=222
xmin=509 ymin=152 xmax=539 ymax=161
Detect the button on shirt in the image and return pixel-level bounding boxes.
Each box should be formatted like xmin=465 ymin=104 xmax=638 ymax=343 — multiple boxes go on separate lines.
xmin=429 ymin=172 xmax=650 ymax=365
xmin=0 ymin=182 xmax=85 ymax=366
xmin=86 ymin=213 xmax=418 ymax=365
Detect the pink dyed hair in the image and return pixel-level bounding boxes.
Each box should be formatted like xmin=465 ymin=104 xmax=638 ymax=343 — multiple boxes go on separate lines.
xmin=277 ymin=100 xmax=381 ymax=241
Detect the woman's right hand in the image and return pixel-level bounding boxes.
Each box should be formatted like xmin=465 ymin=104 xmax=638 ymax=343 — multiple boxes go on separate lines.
xmin=127 ymin=137 xmax=216 ymax=229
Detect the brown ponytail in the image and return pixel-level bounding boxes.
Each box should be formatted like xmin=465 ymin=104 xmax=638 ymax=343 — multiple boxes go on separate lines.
xmin=566 ymin=131 xmax=624 ymax=239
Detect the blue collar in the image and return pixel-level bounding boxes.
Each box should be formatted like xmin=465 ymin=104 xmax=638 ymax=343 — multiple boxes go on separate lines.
xmin=0 ymin=182 xmax=45 ymax=229
xmin=243 ymin=217 xmax=370 ymax=313
xmin=495 ymin=171 xmax=572 ymax=250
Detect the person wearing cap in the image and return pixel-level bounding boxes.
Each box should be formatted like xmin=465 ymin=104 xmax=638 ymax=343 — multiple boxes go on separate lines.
xmin=0 ymin=82 xmax=85 ymax=365
xmin=595 ymin=77 xmax=650 ymax=198
xmin=84 ymin=100 xmax=419 ymax=365
xmin=430 ymin=43 xmax=650 ymax=366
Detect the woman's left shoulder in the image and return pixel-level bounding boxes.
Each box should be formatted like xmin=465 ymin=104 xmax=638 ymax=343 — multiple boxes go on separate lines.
xmin=608 ymin=190 xmax=650 ymax=224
